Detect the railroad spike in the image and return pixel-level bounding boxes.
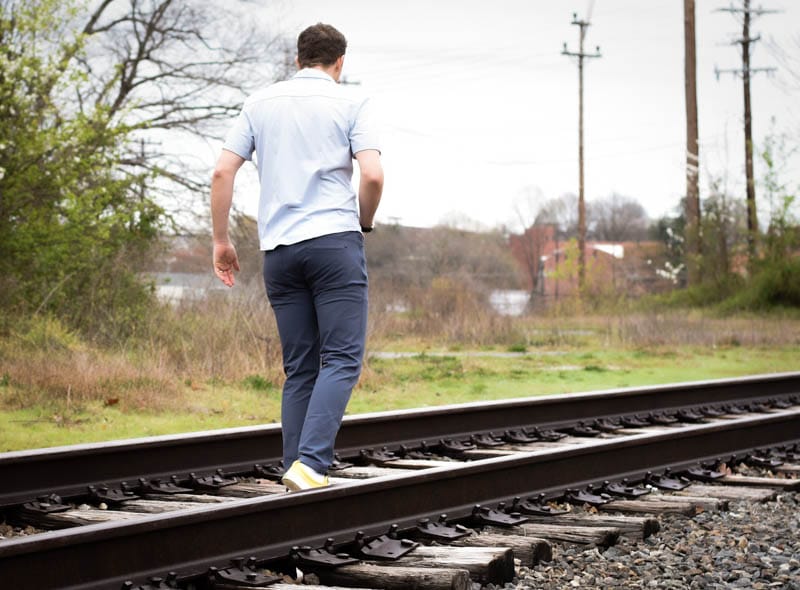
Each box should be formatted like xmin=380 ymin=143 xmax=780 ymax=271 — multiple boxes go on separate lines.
xmin=645 ymin=470 xmax=690 ymax=491
xmin=354 ymin=529 xmax=419 ymax=560
xmin=525 ymin=426 xmax=566 ymax=441
xmin=290 ymin=542 xmax=359 ymax=568
xmin=414 ymin=514 xmax=472 ymax=541
xmin=359 ymin=446 xmax=398 ymax=466
xmin=508 ymin=494 xmax=569 ymax=516
xmin=600 ymin=478 xmax=650 ymax=498
xmin=471 ymin=503 xmax=528 ymax=527
xmin=253 ymin=463 xmax=283 ymax=481
xmin=565 ymin=421 xmax=601 ymax=437
xmin=564 ymin=486 xmax=612 ymax=506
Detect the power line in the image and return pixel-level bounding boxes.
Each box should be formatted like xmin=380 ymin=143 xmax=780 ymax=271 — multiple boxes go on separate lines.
xmin=714 ymin=0 xmax=779 ymax=268
xmin=562 ymin=12 xmax=602 ymax=291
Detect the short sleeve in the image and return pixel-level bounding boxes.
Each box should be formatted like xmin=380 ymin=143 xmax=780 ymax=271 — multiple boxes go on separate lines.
xmin=222 ymin=109 xmax=255 ymax=161
xmin=349 ymin=97 xmax=382 ymax=156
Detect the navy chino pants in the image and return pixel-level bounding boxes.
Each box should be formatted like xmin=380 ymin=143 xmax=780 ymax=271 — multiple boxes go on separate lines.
xmin=263 ymin=231 xmax=368 ymax=474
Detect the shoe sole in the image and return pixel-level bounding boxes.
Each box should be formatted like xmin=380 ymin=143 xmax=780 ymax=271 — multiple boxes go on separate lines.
xmin=282 ymin=476 xmax=303 ymax=492
xmin=281 ymin=471 xmax=329 ymax=492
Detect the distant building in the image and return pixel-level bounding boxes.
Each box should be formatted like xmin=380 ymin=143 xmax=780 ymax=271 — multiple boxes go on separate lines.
xmin=509 ymin=226 xmax=674 ymax=301
xmin=147 ymin=272 xmax=228 ymax=303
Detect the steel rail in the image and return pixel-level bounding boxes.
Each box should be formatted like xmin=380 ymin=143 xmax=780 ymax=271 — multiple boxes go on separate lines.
xmin=1 ymin=372 xmax=798 ymax=508
xmin=1 ymin=408 xmax=798 ymax=590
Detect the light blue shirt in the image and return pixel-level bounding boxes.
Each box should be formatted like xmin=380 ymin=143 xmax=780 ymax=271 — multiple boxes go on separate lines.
xmin=223 ymin=68 xmax=381 ymax=250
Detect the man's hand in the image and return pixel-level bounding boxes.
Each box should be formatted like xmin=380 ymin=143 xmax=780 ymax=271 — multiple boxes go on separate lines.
xmin=210 ymin=149 xmax=246 ymax=287
xmin=213 ymin=241 xmax=240 ymax=287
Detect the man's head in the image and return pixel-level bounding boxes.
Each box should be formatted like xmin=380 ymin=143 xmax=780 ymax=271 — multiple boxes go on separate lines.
xmin=297 ymin=23 xmax=347 ymax=76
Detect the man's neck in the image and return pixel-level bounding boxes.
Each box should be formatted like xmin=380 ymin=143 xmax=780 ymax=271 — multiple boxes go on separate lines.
xmin=307 ymin=63 xmax=341 ymax=82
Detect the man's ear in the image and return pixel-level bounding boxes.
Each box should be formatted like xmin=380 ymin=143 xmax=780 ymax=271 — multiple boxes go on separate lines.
xmin=295 ymin=56 xmax=301 ymax=69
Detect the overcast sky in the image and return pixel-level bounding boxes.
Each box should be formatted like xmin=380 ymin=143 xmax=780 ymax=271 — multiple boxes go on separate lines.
xmin=218 ymin=0 xmax=800 ymax=230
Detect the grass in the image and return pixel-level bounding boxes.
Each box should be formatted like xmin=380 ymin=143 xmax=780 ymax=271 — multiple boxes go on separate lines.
xmin=1 ymin=342 xmax=797 ymax=452
xmin=1 ymin=305 xmax=798 ymax=452
xmin=350 ymin=345 xmax=799 ymax=412
xmin=0 ymin=384 xmax=282 ymax=451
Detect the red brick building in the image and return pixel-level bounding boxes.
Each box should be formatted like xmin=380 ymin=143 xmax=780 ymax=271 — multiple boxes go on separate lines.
xmin=509 ymin=225 xmax=673 ymax=300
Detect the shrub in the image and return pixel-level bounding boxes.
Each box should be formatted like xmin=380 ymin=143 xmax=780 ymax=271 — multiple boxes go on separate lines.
xmin=13 ymin=315 xmax=82 ymax=352
xmin=720 ymin=258 xmax=800 ymax=312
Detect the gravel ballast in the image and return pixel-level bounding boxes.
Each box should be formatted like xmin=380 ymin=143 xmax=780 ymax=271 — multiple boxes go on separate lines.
xmin=507 ymin=493 xmax=800 ymax=589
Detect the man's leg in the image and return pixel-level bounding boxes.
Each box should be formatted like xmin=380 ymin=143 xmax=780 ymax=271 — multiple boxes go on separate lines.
xmin=297 ymin=232 xmax=368 ymax=474
xmin=263 ymin=247 xmax=320 ymax=470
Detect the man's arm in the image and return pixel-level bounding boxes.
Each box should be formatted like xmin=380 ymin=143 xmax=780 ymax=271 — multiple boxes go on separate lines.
xmin=355 ymin=149 xmax=384 ymax=229
xmin=210 ymin=149 xmax=246 ymax=287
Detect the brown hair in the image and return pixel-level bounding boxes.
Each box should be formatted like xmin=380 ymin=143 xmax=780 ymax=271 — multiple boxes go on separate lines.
xmin=297 ymin=23 xmax=347 ymax=69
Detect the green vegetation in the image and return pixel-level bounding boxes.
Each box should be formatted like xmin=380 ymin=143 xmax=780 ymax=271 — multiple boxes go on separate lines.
xmin=2 ymin=318 xmax=798 ymax=451
xmin=0 ymin=1 xmax=797 ymax=456
xmin=0 ymin=0 xmax=275 ymax=342
xmin=0 ymin=385 xmax=283 ymax=451
xmin=646 ymin=259 xmax=800 ymax=315
xmin=0 ymin=0 xmax=165 ymax=341
xmin=353 ymin=346 xmax=799 ymax=412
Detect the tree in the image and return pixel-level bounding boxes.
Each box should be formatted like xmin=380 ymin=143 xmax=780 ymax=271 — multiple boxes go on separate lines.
xmin=363 ymin=223 xmax=519 ymax=295
xmin=509 ymin=189 xmax=550 ymax=299
xmin=65 ymin=0 xmax=287 ymax=210
xmin=537 ymin=192 xmax=580 ymax=241
xmin=765 ymin=33 xmax=800 ymax=90
xmin=0 ymin=0 xmax=285 ymax=339
xmin=760 ymin=129 xmax=799 ymax=263
xmin=508 ymin=191 xmax=583 ymax=303
xmin=587 ymin=193 xmax=650 ymax=242
xmin=0 ymin=0 xmax=157 ymax=337
xmin=650 ymin=206 xmax=687 ymax=287
xmin=701 ymin=175 xmax=748 ymax=285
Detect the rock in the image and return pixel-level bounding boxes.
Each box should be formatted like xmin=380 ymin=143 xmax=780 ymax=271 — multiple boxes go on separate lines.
xmin=508 ymin=493 xmax=800 ymax=589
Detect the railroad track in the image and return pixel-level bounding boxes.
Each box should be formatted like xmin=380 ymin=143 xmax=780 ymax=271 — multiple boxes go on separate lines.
xmin=1 ymin=372 xmax=799 ymax=589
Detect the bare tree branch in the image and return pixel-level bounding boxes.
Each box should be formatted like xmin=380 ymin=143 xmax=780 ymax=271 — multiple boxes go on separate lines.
xmin=53 ymin=0 xmax=290 ymax=224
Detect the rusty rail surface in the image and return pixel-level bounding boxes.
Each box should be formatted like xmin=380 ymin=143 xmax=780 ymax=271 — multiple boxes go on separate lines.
xmin=0 ymin=373 xmax=798 ymax=589
xmin=1 ymin=411 xmax=798 ymax=589
xmin=1 ymin=372 xmax=798 ymax=508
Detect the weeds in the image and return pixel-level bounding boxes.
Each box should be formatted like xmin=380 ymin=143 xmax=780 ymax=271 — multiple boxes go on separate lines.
xmin=1 ymin=279 xmax=798 ymax=420
xmin=0 ymin=344 xmax=182 ymax=413
xmin=417 ymin=356 xmax=463 ymax=381
xmin=241 ymin=374 xmax=274 ymax=392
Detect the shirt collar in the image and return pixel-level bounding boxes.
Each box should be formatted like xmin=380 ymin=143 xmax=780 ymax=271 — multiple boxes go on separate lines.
xmin=293 ymin=68 xmax=336 ymax=83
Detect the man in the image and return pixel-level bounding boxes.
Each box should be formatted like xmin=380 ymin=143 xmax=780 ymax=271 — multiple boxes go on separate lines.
xmin=210 ymin=23 xmax=383 ymax=491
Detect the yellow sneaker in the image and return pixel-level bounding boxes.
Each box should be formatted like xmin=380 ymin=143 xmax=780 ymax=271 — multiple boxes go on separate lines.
xmin=281 ymin=460 xmax=330 ymax=492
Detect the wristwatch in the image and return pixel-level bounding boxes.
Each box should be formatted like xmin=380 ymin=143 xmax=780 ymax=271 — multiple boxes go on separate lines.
xmin=361 ymin=226 xmax=374 ymax=233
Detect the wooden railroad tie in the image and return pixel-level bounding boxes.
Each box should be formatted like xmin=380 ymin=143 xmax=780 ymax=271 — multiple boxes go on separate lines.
xmin=776 ymin=463 xmax=800 ymax=475
xmin=314 ymin=564 xmax=472 ymax=590
xmin=521 ymin=512 xmax=659 ymax=539
xmin=603 ymin=494 xmax=729 ymax=515
xmin=677 ymin=483 xmax=777 ymax=502
xmin=448 ymin=531 xmax=552 ymax=566
xmin=362 ymin=545 xmax=515 ymax=585
xmin=145 ymin=492 xmax=235 ymax=503
xmin=485 ymin=522 xmax=620 ymax=547
xmin=720 ymin=474 xmax=800 ymax=490
xmin=210 ymin=480 xmax=287 ymax=497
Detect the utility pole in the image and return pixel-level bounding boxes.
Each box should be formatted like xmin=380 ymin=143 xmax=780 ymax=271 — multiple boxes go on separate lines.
xmin=715 ymin=0 xmax=777 ymax=270
xmin=562 ymin=13 xmax=601 ymax=292
xmin=684 ymin=0 xmax=701 ymax=286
